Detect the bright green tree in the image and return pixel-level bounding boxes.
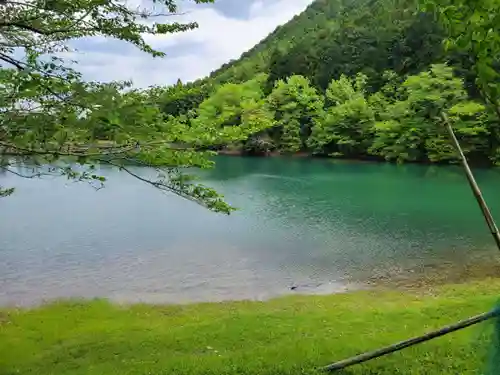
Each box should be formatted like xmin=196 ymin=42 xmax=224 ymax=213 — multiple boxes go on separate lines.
xmin=267 ymin=75 xmax=324 ymax=153
xmin=308 ymin=73 xmax=374 ymax=157
xmin=0 ymin=0 xmax=272 ymax=213
xmin=190 ymin=74 xmax=275 ymax=151
xmin=421 ymin=0 xmax=500 ymax=164
xmin=370 ymin=64 xmax=486 ymax=163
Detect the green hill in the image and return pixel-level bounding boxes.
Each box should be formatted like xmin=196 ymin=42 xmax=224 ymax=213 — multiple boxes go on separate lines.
xmin=197 ymin=0 xmax=445 ymax=90
xmin=150 ymin=0 xmax=499 ymax=166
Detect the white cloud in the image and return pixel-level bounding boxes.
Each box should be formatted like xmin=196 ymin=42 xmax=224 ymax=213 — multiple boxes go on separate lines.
xmin=70 ymin=0 xmax=313 ymax=88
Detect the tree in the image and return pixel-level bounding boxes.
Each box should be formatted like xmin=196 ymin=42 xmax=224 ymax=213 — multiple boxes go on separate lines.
xmin=189 ymin=74 xmax=275 ymax=152
xmin=369 ymin=64 xmax=486 ymax=163
xmin=308 ymin=73 xmax=374 ymax=157
xmin=0 ymin=0 xmax=270 ymax=213
xmin=156 ymin=83 xmax=209 ymax=118
xmin=421 ymin=0 xmax=500 ymax=164
xmin=267 ymin=75 xmax=324 ymax=153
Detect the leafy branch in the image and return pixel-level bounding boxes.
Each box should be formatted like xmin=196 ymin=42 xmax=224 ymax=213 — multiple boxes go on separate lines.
xmin=0 ymin=0 xmax=274 ymax=214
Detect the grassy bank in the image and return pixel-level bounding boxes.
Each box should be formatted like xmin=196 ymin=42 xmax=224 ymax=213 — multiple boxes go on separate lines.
xmin=2 ymin=280 xmax=500 ymax=375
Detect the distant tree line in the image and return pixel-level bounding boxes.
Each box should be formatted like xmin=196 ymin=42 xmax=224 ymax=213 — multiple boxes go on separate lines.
xmin=136 ymin=65 xmax=495 ymax=165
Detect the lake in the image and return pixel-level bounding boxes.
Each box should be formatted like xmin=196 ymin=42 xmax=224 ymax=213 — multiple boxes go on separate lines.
xmin=1 ymin=156 xmax=499 ymax=306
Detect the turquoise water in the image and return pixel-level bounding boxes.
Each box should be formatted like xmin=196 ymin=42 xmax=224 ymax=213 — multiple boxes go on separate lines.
xmin=1 ymin=156 xmax=499 ymax=306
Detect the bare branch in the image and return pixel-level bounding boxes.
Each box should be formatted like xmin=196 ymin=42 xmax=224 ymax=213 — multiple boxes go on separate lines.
xmin=0 ymin=165 xmax=49 ymax=178
xmin=99 ymin=158 xmax=206 ymax=208
xmin=0 ymin=21 xmax=98 ymax=35
xmin=129 ymin=9 xmax=187 ymax=18
xmin=0 ymin=140 xmax=141 ymax=157
xmin=0 ymin=51 xmax=24 ymax=69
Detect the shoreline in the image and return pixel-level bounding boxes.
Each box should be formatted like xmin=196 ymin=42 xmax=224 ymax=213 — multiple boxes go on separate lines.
xmin=216 ymin=149 xmax=498 ymax=168
xmin=361 ymin=255 xmax=500 ymax=292
xmin=3 ymin=253 xmax=499 ymax=309
xmin=3 ymin=274 xmax=500 ymax=310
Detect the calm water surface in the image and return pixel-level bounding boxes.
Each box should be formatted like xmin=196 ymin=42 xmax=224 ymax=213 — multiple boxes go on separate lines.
xmin=1 ymin=156 xmax=499 ymax=306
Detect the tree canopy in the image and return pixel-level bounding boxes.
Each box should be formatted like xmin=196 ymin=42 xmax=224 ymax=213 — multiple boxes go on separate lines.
xmin=0 ymin=0 xmax=273 ymax=213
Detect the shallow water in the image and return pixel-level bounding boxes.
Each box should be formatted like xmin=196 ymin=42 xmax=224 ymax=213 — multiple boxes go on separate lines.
xmin=1 ymin=156 xmax=499 ymax=306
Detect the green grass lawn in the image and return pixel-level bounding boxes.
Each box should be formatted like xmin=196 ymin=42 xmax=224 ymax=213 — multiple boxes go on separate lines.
xmin=2 ymin=280 xmax=500 ymax=375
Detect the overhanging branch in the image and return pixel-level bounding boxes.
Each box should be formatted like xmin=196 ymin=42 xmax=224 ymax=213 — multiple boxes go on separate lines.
xmin=0 ymin=140 xmax=139 ymax=157
xmin=0 ymin=165 xmax=50 ymax=178
xmin=0 ymin=51 xmax=24 ymax=69
xmin=0 ymin=140 xmax=199 ymax=159
xmin=98 ymin=158 xmax=208 ymax=209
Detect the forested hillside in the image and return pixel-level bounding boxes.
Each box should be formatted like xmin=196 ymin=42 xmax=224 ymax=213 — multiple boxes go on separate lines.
xmin=207 ymin=0 xmax=446 ymax=91
xmin=144 ymin=0 xmax=500 ymax=166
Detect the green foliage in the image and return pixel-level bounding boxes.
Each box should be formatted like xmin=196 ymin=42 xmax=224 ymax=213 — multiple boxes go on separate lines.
xmin=190 ymin=74 xmax=275 ymax=149
xmin=370 ymin=64 xmax=486 ymax=163
xmin=0 ymin=186 xmax=15 ymax=197
xmin=421 ymin=0 xmax=500 ymax=164
xmin=178 ymin=60 xmax=496 ymax=165
xmin=243 ymin=132 xmax=276 ymax=155
xmin=421 ymin=0 xmax=500 ymax=107
xmin=156 ymin=81 xmax=210 ymax=118
xmin=0 ymin=0 xmax=279 ymax=214
xmin=267 ymin=75 xmax=324 ymax=153
xmin=308 ymin=73 xmax=375 ymax=157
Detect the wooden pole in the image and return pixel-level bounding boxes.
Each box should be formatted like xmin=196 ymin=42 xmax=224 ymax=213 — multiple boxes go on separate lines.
xmin=441 ymin=112 xmax=500 ymax=251
xmin=323 ymin=309 xmax=500 ymax=371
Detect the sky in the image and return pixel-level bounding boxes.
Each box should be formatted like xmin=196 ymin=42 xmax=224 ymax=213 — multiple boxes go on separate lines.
xmin=70 ymin=0 xmax=314 ymax=88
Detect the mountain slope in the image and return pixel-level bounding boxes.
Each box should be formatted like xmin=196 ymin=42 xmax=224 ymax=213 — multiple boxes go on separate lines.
xmin=194 ymin=0 xmax=445 ymax=91
xmin=158 ymin=0 xmax=449 ymax=123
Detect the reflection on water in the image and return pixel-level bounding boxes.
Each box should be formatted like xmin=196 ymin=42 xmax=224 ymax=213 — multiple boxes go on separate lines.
xmin=1 ymin=156 xmax=499 ymax=306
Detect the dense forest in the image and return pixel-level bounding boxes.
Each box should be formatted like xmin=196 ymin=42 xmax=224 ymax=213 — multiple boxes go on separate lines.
xmin=141 ymin=0 xmax=500 ymax=165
